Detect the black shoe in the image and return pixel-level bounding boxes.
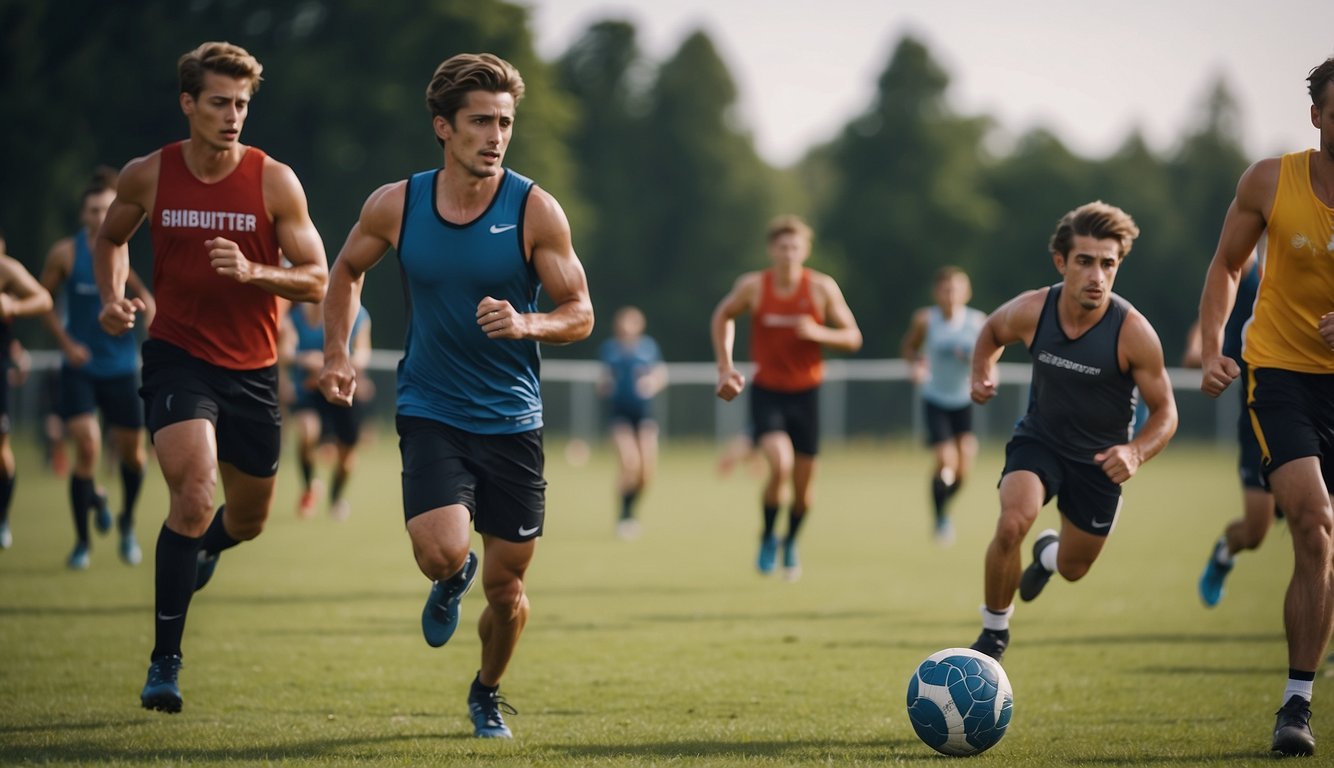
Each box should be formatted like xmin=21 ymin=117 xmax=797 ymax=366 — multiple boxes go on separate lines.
xmin=140 ymin=655 xmax=183 ymax=713
xmin=1018 ymin=529 xmax=1059 ymax=602
xmin=1272 ymin=695 xmax=1315 ymax=756
xmin=970 ymin=628 xmax=1009 ymax=663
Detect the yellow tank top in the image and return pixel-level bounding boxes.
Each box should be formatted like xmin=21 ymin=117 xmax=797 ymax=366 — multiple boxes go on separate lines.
xmin=1243 ymin=150 xmax=1334 ymax=373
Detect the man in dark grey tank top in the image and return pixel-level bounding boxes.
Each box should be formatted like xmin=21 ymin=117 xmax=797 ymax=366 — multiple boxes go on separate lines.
xmin=963 ymin=202 xmax=1178 ymax=664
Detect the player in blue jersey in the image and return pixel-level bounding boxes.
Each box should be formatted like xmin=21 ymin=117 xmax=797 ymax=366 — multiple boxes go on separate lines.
xmin=966 ymin=202 xmax=1177 ymax=664
xmin=598 ymin=306 xmax=666 ymax=539
xmin=1182 ymin=248 xmax=1277 ymax=607
xmin=279 ymin=301 xmax=371 ymax=521
xmin=320 ymin=53 xmax=593 ymax=739
xmin=901 ymin=266 xmax=987 ymax=545
xmin=40 ymin=167 xmax=155 ymax=569
xmin=0 ymin=227 xmax=55 ymax=552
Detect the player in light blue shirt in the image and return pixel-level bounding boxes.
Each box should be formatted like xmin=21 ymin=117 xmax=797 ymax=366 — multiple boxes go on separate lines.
xmin=901 ymin=266 xmax=987 ymax=545
xmin=597 ymin=306 xmax=666 ymax=539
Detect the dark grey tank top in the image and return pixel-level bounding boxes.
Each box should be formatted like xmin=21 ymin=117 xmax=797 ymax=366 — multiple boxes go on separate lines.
xmin=1013 ymin=284 xmax=1136 ymax=464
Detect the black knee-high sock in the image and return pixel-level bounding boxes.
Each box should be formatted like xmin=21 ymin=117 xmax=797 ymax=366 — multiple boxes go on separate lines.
xmin=120 ymin=463 xmax=144 ymax=528
xmin=152 ymin=524 xmax=201 ymax=661
xmin=70 ymin=475 xmax=95 ymax=544
xmin=761 ymin=503 xmax=780 ymax=538
xmin=299 ymin=458 xmax=313 ymax=490
xmin=331 ymin=468 xmax=348 ymax=502
xmin=619 ymin=490 xmax=637 ymax=521
xmin=785 ymin=505 xmax=808 ymax=544
xmin=0 ymin=471 xmax=14 ymax=526
xmin=931 ymin=476 xmax=950 ymax=522
xmin=199 ymin=506 xmax=239 ymax=557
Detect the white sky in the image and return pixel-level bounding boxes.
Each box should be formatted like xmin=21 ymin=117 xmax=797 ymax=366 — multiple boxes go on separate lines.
xmin=525 ymin=0 xmax=1332 ymax=166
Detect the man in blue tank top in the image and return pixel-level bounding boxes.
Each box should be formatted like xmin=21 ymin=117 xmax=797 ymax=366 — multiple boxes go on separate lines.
xmin=964 ymin=201 xmax=1178 ymax=664
xmin=319 ymin=53 xmax=593 ymax=740
xmin=40 ymin=167 xmax=155 ymax=570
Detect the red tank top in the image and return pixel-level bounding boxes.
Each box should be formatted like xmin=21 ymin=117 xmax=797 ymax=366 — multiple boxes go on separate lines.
xmin=150 ymin=142 xmax=281 ymax=369
xmin=751 ymin=268 xmax=824 ymax=391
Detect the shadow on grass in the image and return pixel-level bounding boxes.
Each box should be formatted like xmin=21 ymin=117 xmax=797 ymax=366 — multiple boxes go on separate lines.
xmin=541 ymin=737 xmax=921 ymax=761
xmin=0 ymin=731 xmax=472 ymax=763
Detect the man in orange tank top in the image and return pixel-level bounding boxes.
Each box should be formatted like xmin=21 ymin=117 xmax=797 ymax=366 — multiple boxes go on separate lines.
xmin=93 ymin=41 xmax=328 ymax=715
xmin=711 ymin=214 xmax=862 ymax=582
xmin=1197 ymin=56 xmax=1334 ymax=757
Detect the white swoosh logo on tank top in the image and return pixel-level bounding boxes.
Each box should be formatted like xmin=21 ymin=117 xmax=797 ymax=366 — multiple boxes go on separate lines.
xmin=489 ymin=224 xmax=517 ymax=234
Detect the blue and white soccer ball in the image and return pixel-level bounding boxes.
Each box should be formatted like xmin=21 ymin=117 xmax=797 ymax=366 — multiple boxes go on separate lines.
xmin=906 ymin=647 xmax=1013 ymax=756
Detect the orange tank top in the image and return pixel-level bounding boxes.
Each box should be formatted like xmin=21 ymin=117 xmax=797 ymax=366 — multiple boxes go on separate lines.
xmin=751 ymin=268 xmax=824 ymax=391
xmin=150 ymin=142 xmax=281 ymax=370
xmin=1244 ymin=150 xmax=1334 ymax=373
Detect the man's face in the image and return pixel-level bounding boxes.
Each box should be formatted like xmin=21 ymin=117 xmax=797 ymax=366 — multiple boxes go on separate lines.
xmin=435 ymin=90 xmax=515 ymax=179
xmin=181 ymin=71 xmax=252 ymax=151
xmin=81 ymin=188 xmax=115 ymax=235
xmin=1313 ymin=81 xmax=1334 ymax=162
xmin=767 ymin=232 xmax=810 ymax=269
xmin=1055 ymin=234 xmax=1122 ymax=311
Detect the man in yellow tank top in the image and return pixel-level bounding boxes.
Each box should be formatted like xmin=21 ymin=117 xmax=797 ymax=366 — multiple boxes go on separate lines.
xmin=1197 ymin=55 xmax=1334 ymax=758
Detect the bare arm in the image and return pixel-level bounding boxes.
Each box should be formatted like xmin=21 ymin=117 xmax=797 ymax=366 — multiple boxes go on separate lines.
xmin=94 ymin=154 xmax=154 ymax=336
xmin=39 ymin=238 xmax=83 ymax=363
xmin=1095 ymin=311 xmax=1178 ymax=483
xmin=0 ymin=256 xmax=54 ymax=319
xmin=797 ymin=272 xmax=863 ymax=352
xmin=477 ymin=187 xmax=593 ymax=344
xmin=970 ymin=289 xmax=1045 ymax=404
xmin=710 ymin=272 xmax=761 ymax=402
xmin=901 ymin=307 xmax=929 ymax=383
xmin=349 ymin=314 xmax=373 ymax=372
xmin=207 ymin=159 xmax=327 ymax=303
xmin=1199 ymin=159 xmax=1274 ymax=397
xmin=320 ymin=182 xmax=401 ymax=406
xmin=126 ymin=268 xmax=156 ymax=329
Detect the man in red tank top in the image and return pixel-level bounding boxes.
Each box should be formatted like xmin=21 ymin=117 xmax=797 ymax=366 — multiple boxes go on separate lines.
xmin=93 ymin=41 xmax=328 ymax=715
xmin=711 ymin=215 xmax=862 ymax=581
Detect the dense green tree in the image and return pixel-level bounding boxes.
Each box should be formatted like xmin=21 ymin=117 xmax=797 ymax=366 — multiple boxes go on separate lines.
xmin=815 ymin=36 xmax=995 ymax=357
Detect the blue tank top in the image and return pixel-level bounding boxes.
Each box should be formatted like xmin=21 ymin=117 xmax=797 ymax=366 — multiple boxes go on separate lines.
xmin=1222 ymin=260 xmax=1259 ymax=364
xmin=921 ymin=305 xmax=987 ymax=410
xmin=288 ymin=305 xmax=368 ymax=394
xmin=1013 ymin=285 xmax=1136 ymax=464
xmin=395 ymin=169 xmax=542 ymax=434
xmin=66 ymin=230 xmax=138 ymax=378
xmin=600 ymin=336 xmax=662 ymax=410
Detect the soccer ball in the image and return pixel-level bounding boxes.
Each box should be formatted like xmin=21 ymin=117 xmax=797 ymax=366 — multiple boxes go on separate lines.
xmin=906 ymin=647 xmax=1013 ymax=756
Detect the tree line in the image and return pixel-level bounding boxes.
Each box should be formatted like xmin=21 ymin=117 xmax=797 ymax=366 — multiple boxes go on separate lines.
xmin=1 ymin=0 xmax=1255 ymax=366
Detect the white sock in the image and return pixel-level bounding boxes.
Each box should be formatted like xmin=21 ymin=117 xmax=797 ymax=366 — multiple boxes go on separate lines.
xmin=1284 ymin=678 xmax=1314 ymax=705
xmin=1213 ymin=536 xmax=1233 ymax=566
xmin=1039 ymin=539 xmax=1059 ymax=573
xmin=980 ymin=603 xmax=1013 ymax=632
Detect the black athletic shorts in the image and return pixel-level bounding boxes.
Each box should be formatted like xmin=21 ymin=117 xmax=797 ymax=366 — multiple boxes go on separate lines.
xmin=1233 ymin=364 xmax=1265 ymax=491
xmin=607 ymin=399 xmax=652 ymax=430
xmin=59 ymin=368 xmax=143 ymax=428
xmin=139 ymin=339 xmax=282 ymax=478
xmin=749 ymin=384 xmax=819 ymax=457
xmin=1247 ymin=367 xmax=1334 ymax=492
xmin=923 ymin=400 xmax=973 ymax=446
xmin=292 ymin=391 xmax=364 ymax=446
xmin=397 ymin=414 xmax=546 ymax=542
xmin=1001 ymin=434 xmax=1122 ymax=537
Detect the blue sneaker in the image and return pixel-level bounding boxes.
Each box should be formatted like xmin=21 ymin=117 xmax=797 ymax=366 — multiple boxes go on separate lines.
xmin=422 ymin=551 xmax=478 ymax=648
xmin=195 ymin=550 xmax=219 ymax=592
xmin=0 ymin=519 xmax=11 ymax=550
xmin=119 ymin=520 xmax=142 ymax=566
xmin=468 ymin=684 xmax=516 ymax=738
xmin=141 ymin=655 xmax=183 ymax=713
xmin=67 ymin=541 xmax=90 ymax=570
xmin=1198 ymin=543 xmax=1233 ymax=608
xmin=781 ymin=539 xmax=801 ymax=582
xmin=757 ymin=534 xmax=778 ymax=575
xmin=94 ymin=492 xmax=112 ymax=535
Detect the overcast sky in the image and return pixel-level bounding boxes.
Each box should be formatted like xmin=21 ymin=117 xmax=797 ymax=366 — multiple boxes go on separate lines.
xmin=525 ymin=0 xmax=1331 ymax=166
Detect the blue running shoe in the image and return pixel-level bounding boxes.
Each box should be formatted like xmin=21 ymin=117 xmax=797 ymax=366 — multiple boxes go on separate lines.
xmin=422 ymin=551 xmax=478 ymax=648
xmin=119 ymin=520 xmax=142 ymax=566
xmin=194 ymin=550 xmax=219 ymax=592
xmin=141 ymin=655 xmax=183 ymax=713
xmin=1198 ymin=546 xmax=1233 ymax=608
xmin=757 ymin=534 xmax=778 ymax=575
xmin=0 ymin=519 xmax=11 ymax=550
xmin=94 ymin=492 xmax=112 ymax=535
xmin=67 ymin=541 xmax=90 ymax=570
xmin=781 ymin=539 xmax=801 ymax=582
xmin=468 ymin=683 xmax=516 ymax=738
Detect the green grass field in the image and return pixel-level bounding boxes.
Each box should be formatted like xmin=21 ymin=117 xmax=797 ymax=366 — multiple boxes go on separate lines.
xmin=0 ymin=433 xmax=1316 ymax=766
